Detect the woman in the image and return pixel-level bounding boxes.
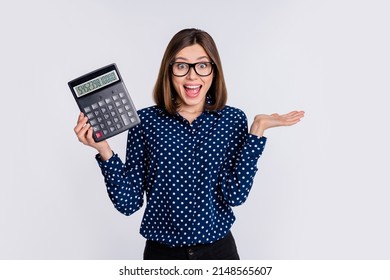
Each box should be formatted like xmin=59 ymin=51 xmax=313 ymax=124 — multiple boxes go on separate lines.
xmin=74 ymin=28 xmax=304 ymax=260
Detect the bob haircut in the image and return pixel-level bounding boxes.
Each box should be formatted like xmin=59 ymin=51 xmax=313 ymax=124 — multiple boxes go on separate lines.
xmin=153 ymin=28 xmax=228 ymax=115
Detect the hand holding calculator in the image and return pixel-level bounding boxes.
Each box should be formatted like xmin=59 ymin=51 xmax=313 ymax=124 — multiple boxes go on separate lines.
xmin=69 ymin=64 xmax=140 ymax=142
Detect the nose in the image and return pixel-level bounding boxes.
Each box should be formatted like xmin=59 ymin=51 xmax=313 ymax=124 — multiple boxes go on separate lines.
xmin=186 ymin=66 xmax=197 ymax=79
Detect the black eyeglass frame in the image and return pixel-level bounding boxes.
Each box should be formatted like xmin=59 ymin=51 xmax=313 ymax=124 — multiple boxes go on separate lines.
xmin=170 ymin=62 xmax=214 ymax=77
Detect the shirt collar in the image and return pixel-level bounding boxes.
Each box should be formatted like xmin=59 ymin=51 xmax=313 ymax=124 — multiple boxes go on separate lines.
xmin=205 ymin=107 xmax=223 ymax=117
xmin=156 ymin=105 xmax=223 ymax=118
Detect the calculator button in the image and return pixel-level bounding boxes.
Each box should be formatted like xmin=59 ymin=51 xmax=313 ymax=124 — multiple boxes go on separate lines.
xmin=130 ymin=117 xmax=136 ymax=123
xmin=122 ymin=99 xmax=128 ymax=104
xmin=112 ymin=95 xmax=119 ymax=101
xmin=111 ymin=111 xmax=117 ymax=117
xmin=90 ymin=119 xmax=98 ymax=126
xmin=103 ymin=130 xmax=108 ymax=135
xmin=116 ymin=123 xmax=122 ymax=129
xmin=113 ymin=117 xmax=120 ymax=123
xmin=84 ymin=106 xmax=92 ymax=113
xmin=127 ymin=111 xmax=133 ymax=117
xmin=97 ymin=117 xmax=103 ymax=123
xmin=105 ymin=98 xmax=112 ymax=104
xmin=125 ymin=105 xmax=131 ymax=111
xmin=121 ymin=114 xmax=130 ymax=125
xmin=109 ymin=126 xmax=116 ymax=132
xmin=118 ymin=107 xmax=124 ymax=114
xmin=115 ymin=101 xmax=121 ymax=107
xmin=108 ymin=104 xmax=114 ymax=110
xmin=92 ymin=103 xmax=99 ymax=110
xmin=87 ymin=113 xmax=94 ymax=119
xmin=95 ymin=131 xmax=103 ymax=139
xmin=104 ymin=114 xmax=110 ymax=120
xmin=93 ymin=126 xmax=99 ymax=132
xmin=94 ymin=110 xmax=100 ymax=116
xmin=119 ymin=92 xmax=125 ymax=98
xmin=107 ymin=120 xmax=112 ymax=126
xmin=101 ymin=107 xmax=107 ymax=113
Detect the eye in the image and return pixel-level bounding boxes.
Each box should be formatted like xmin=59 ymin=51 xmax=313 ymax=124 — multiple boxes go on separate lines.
xmin=175 ymin=63 xmax=188 ymax=70
xmin=197 ymin=62 xmax=208 ymax=69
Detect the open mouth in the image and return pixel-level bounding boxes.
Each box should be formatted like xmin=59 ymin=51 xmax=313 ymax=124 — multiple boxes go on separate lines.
xmin=184 ymin=85 xmax=202 ymax=97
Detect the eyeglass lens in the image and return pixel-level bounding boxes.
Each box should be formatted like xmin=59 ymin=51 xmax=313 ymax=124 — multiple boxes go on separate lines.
xmin=172 ymin=62 xmax=213 ymax=77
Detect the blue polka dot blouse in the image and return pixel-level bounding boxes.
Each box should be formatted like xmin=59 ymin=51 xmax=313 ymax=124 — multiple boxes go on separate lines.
xmin=96 ymin=105 xmax=266 ymax=247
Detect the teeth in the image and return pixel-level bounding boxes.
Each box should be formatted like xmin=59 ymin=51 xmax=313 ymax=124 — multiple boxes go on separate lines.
xmin=185 ymin=85 xmax=201 ymax=89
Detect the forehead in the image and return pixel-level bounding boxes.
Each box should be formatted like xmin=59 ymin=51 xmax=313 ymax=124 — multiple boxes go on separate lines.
xmin=175 ymin=44 xmax=209 ymax=61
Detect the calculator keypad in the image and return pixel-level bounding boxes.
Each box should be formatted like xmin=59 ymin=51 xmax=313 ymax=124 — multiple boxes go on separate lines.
xmin=83 ymin=92 xmax=138 ymax=139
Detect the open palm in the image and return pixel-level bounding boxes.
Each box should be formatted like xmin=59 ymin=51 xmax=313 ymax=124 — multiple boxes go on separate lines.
xmin=250 ymin=111 xmax=305 ymax=137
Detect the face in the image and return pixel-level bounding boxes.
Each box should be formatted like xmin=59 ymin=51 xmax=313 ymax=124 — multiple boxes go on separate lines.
xmin=171 ymin=44 xmax=213 ymax=112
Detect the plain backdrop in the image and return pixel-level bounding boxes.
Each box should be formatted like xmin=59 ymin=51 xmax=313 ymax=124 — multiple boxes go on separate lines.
xmin=1 ymin=0 xmax=389 ymax=259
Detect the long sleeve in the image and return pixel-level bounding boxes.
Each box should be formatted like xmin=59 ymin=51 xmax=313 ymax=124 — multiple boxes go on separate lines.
xmin=218 ymin=111 xmax=266 ymax=206
xmin=96 ymin=122 xmax=146 ymax=216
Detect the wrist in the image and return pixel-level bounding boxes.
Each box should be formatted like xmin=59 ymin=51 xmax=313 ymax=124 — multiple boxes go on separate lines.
xmin=250 ymin=123 xmax=266 ymax=137
xmin=252 ymin=129 xmax=265 ymax=137
xmin=98 ymin=147 xmax=113 ymax=161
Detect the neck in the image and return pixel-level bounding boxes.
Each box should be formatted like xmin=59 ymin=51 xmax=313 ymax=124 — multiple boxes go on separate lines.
xmin=178 ymin=109 xmax=203 ymax=114
xmin=177 ymin=108 xmax=203 ymax=124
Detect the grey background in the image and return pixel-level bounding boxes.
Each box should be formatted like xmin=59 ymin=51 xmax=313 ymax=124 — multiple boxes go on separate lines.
xmin=1 ymin=0 xmax=389 ymax=259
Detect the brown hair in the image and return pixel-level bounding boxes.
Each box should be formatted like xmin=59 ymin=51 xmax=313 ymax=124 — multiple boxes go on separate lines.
xmin=153 ymin=28 xmax=228 ymax=114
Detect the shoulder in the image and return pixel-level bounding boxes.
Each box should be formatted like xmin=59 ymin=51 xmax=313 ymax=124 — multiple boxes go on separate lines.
xmin=137 ymin=105 xmax=164 ymax=120
xmin=137 ymin=105 xmax=158 ymax=116
xmin=219 ymin=105 xmax=247 ymax=122
xmin=137 ymin=105 xmax=176 ymax=127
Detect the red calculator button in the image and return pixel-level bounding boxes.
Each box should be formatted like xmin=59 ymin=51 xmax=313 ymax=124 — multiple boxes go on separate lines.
xmin=96 ymin=131 xmax=103 ymax=138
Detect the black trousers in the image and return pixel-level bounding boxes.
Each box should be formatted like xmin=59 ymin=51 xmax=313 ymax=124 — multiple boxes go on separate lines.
xmin=143 ymin=231 xmax=240 ymax=260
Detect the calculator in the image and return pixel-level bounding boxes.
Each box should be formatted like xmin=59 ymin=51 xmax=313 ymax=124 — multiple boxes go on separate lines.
xmin=68 ymin=63 xmax=140 ymax=142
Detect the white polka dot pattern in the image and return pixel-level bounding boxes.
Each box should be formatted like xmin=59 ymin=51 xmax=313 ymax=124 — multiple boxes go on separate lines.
xmin=96 ymin=105 xmax=266 ymax=247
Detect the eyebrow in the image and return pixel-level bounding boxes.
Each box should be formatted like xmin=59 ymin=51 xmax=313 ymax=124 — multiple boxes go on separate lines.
xmin=175 ymin=56 xmax=210 ymax=61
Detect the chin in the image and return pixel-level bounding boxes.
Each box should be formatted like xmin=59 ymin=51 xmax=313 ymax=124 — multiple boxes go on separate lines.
xmin=184 ymin=97 xmax=205 ymax=107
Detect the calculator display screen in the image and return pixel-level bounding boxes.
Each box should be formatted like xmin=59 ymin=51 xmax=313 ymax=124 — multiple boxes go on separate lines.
xmin=73 ymin=70 xmax=119 ymax=98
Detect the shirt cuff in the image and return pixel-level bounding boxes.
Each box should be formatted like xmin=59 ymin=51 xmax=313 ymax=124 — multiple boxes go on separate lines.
xmin=245 ymin=134 xmax=267 ymax=158
xmin=95 ymin=151 xmax=118 ymax=171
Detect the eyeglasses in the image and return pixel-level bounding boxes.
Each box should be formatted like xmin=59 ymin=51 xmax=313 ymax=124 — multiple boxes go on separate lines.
xmin=170 ymin=62 xmax=214 ymax=77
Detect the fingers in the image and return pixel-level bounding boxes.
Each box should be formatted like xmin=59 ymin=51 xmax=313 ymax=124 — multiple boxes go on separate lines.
xmin=78 ymin=112 xmax=84 ymax=121
xmin=283 ymin=111 xmax=304 ymax=118
xmin=269 ymin=111 xmax=304 ymax=126
xmin=74 ymin=112 xmax=87 ymax=132
xmin=74 ymin=112 xmax=94 ymax=145
xmin=86 ymin=124 xmax=95 ymax=142
xmin=252 ymin=110 xmax=305 ymax=132
xmin=283 ymin=111 xmax=305 ymax=126
xmin=73 ymin=113 xmax=113 ymax=156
